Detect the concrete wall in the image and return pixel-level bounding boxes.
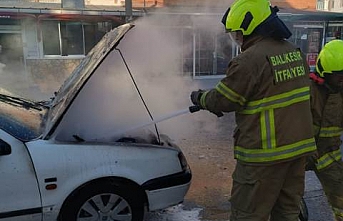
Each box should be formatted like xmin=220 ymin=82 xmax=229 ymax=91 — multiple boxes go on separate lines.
xmin=328 ymin=0 xmax=343 ymax=12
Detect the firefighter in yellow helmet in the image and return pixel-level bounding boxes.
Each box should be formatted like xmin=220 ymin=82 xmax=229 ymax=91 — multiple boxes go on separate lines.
xmin=190 ymin=0 xmax=316 ymax=220
xmin=309 ymin=39 xmax=343 ymax=221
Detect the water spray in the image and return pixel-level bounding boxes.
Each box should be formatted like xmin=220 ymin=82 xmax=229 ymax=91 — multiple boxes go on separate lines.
xmin=116 ymin=48 xmax=162 ymax=143
xmin=96 ymin=105 xmax=201 ymax=141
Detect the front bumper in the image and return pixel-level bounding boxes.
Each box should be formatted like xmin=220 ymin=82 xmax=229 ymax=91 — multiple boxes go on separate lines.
xmin=142 ymin=169 xmax=192 ymax=211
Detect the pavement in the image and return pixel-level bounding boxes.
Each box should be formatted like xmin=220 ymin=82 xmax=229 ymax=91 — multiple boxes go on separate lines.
xmin=304 ymin=171 xmax=334 ymax=221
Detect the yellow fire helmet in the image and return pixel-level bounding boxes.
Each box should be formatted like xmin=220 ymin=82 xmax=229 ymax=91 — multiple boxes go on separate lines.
xmin=316 ymin=39 xmax=343 ymax=77
xmin=222 ymin=0 xmax=272 ymax=36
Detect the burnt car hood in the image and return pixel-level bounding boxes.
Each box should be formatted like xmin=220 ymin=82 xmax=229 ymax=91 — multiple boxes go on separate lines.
xmin=42 ymin=23 xmax=134 ymax=139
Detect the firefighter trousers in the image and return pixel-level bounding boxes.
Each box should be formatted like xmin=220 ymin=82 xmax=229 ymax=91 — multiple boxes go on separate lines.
xmin=229 ymin=157 xmax=306 ymax=221
xmin=314 ymin=160 xmax=343 ymax=221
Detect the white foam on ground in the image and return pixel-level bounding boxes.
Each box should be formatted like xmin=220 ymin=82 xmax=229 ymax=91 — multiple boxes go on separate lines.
xmin=145 ymin=204 xmax=203 ymax=221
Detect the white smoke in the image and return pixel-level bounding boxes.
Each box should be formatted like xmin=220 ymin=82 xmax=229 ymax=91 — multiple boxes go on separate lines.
xmin=53 ymin=7 xmax=235 ymax=143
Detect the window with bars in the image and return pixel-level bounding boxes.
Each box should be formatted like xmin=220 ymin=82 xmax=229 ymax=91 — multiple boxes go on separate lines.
xmin=41 ymin=21 xmax=113 ymax=56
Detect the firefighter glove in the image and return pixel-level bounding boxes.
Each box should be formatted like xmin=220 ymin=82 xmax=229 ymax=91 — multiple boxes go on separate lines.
xmin=190 ymin=90 xmax=205 ymax=107
xmin=190 ymin=90 xmax=223 ymax=118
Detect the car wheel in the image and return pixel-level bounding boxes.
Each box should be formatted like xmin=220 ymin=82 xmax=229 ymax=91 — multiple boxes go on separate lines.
xmin=298 ymin=197 xmax=309 ymax=221
xmin=58 ymin=180 xmax=145 ymax=221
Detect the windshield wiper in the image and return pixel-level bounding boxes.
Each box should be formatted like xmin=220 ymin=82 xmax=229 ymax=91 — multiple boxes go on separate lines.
xmin=0 ymin=94 xmax=48 ymax=111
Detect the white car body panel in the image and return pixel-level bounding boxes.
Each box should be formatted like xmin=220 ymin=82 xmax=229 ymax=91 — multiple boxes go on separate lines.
xmin=25 ymin=139 xmax=184 ymax=219
xmin=146 ymin=183 xmax=191 ymax=211
xmin=0 ymin=130 xmax=42 ymax=220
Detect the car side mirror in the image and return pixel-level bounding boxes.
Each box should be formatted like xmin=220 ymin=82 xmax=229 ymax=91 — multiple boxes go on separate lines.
xmin=0 ymin=139 xmax=11 ymax=156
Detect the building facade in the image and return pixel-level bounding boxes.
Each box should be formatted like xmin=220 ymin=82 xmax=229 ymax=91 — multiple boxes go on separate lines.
xmin=0 ymin=0 xmax=144 ymax=97
xmin=0 ymin=0 xmax=342 ymax=98
xmin=317 ymin=0 xmax=343 ymax=12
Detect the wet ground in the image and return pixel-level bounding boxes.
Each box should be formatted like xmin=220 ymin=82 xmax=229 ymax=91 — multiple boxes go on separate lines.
xmin=180 ymin=134 xmax=233 ymax=220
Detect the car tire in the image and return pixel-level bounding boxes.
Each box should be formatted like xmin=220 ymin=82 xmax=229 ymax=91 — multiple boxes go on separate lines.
xmin=58 ymin=180 xmax=145 ymax=221
xmin=298 ymin=197 xmax=309 ymax=221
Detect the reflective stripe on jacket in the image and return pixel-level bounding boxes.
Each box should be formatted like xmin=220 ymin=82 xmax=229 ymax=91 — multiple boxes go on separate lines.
xmin=203 ymin=36 xmax=316 ymax=164
xmin=311 ymin=84 xmax=343 ymax=170
xmin=316 ymin=149 xmax=342 ymax=170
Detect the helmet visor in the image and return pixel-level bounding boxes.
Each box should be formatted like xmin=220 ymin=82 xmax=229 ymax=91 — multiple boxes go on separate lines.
xmin=228 ymin=31 xmax=243 ymax=47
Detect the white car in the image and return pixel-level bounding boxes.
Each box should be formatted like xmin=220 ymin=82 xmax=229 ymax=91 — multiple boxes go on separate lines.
xmin=0 ymin=23 xmax=191 ymax=221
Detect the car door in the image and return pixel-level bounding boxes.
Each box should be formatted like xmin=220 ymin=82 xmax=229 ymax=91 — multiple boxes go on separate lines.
xmin=0 ymin=129 xmax=42 ymax=221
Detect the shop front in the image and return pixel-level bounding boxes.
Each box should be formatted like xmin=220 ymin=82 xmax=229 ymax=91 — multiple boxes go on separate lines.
xmin=284 ymin=10 xmax=343 ymax=72
xmin=179 ymin=9 xmax=343 ymax=80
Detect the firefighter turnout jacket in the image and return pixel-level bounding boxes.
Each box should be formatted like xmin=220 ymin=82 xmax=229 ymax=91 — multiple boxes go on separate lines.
xmin=201 ymin=35 xmax=316 ymax=164
xmin=310 ymin=81 xmax=343 ymax=170
xmin=310 ymin=80 xmax=343 ymax=220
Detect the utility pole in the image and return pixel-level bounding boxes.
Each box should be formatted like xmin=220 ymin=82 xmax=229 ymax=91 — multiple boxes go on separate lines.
xmin=125 ymin=0 xmax=133 ymax=22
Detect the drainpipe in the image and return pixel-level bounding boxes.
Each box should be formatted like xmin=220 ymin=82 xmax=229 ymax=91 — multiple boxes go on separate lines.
xmin=193 ymin=31 xmax=196 ymax=78
xmin=322 ymin=21 xmax=328 ymax=47
xmin=213 ymin=38 xmax=217 ymax=75
xmin=125 ymin=0 xmax=133 ymax=22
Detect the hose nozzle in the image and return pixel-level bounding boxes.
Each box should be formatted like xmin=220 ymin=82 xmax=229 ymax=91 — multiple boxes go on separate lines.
xmin=189 ymin=105 xmax=202 ymax=113
xmin=189 ymin=105 xmax=223 ymax=117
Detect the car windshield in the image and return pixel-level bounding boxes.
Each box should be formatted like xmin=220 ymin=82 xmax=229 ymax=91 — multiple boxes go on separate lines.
xmin=0 ymin=93 xmax=47 ymax=141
